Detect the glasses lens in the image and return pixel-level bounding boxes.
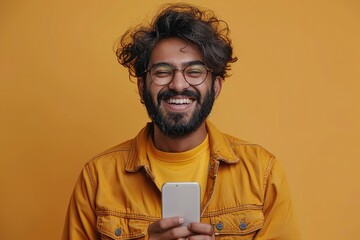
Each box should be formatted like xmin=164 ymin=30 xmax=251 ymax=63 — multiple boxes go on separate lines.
xmin=150 ymin=64 xmax=173 ymax=85
xmin=184 ymin=64 xmax=208 ymax=85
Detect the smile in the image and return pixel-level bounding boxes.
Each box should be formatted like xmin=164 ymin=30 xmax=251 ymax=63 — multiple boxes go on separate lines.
xmin=167 ymin=98 xmax=193 ymax=105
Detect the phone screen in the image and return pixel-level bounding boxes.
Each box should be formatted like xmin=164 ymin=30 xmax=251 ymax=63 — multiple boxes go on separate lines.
xmin=162 ymin=182 xmax=201 ymax=226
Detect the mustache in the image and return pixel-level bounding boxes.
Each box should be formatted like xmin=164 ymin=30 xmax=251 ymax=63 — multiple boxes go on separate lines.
xmin=157 ymin=89 xmax=200 ymax=104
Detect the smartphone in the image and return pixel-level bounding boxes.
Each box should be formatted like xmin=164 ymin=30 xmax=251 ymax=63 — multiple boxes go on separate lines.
xmin=162 ymin=182 xmax=201 ymax=226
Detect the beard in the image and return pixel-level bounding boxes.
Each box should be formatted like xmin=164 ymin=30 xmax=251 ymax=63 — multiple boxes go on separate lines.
xmin=142 ymin=82 xmax=215 ymax=138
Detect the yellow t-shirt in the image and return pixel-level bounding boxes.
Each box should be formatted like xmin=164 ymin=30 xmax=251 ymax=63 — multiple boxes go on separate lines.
xmin=147 ymin=135 xmax=210 ymax=201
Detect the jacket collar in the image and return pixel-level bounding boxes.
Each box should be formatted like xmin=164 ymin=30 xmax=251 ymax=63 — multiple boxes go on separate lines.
xmin=206 ymin=121 xmax=239 ymax=163
xmin=125 ymin=121 xmax=239 ymax=173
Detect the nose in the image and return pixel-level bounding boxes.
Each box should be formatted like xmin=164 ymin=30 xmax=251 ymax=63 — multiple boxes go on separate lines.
xmin=168 ymin=69 xmax=190 ymax=92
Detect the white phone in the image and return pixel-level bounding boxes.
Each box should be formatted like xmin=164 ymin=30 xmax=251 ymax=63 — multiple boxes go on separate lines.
xmin=162 ymin=182 xmax=201 ymax=226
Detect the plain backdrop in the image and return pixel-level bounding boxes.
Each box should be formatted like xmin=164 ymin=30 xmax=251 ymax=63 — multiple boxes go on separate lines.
xmin=1 ymin=0 xmax=359 ymax=239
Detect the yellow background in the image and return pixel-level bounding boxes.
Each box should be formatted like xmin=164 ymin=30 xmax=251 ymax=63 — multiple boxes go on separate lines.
xmin=1 ymin=0 xmax=359 ymax=239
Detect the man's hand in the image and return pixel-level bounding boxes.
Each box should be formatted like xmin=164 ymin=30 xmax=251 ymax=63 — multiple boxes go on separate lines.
xmin=148 ymin=217 xmax=191 ymax=240
xmin=148 ymin=217 xmax=214 ymax=240
xmin=187 ymin=222 xmax=214 ymax=240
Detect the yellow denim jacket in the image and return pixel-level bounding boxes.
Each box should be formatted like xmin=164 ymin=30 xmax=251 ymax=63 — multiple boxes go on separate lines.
xmin=63 ymin=121 xmax=300 ymax=239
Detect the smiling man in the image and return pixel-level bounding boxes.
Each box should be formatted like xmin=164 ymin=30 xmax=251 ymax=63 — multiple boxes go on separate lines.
xmin=140 ymin=38 xmax=221 ymax=151
xmin=63 ymin=3 xmax=300 ymax=240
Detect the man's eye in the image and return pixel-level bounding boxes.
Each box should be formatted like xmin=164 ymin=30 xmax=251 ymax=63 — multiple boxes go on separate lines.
xmin=186 ymin=69 xmax=204 ymax=77
xmin=153 ymin=69 xmax=172 ymax=77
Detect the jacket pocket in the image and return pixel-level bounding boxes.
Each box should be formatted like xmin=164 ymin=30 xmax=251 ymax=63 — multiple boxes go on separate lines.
xmin=97 ymin=215 xmax=148 ymax=239
xmin=210 ymin=208 xmax=264 ymax=239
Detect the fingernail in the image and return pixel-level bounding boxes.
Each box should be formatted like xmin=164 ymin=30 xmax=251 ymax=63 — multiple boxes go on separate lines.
xmin=179 ymin=218 xmax=184 ymax=224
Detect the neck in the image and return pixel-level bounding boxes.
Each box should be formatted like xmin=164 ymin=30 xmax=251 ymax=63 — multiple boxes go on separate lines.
xmin=152 ymin=122 xmax=208 ymax=152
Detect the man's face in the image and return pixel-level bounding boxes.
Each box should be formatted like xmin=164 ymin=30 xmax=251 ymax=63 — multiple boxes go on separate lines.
xmin=139 ymin=38 xmax=221 ymax=138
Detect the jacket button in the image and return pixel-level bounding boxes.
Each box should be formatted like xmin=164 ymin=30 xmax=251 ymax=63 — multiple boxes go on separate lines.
xmin=215 ymin=222 xmax=224 ymax=230
xmin=115 ymin=227 xmax=122 ymax=236
xmin=239 ymin=222 xmax=247 ymax=230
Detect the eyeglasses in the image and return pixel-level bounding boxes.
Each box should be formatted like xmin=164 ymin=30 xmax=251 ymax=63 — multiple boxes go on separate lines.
xmin=144 ymin=63 xmax=212 ymax=86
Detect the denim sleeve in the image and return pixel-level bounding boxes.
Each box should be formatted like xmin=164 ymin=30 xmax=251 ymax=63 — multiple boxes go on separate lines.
xmin=255 ymin=159 xmax=301 ymax=240
xmin=62 ymin=163 xmax=99 ymax=240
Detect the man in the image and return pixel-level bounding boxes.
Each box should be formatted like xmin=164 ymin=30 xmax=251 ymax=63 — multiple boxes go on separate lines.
xmin=63 ymin=3 xmax=300 ymax=239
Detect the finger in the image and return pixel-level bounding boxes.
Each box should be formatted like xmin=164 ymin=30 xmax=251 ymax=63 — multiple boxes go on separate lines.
xmin=148 ymin=217 xmax=184 ymax=233
xmin=161 ymin=226 xmax=192 ymax=239
xmin=187 ymin=222 xmax=214 ymax=236
xmin=151 ymin=226 xmax=192 ymax=240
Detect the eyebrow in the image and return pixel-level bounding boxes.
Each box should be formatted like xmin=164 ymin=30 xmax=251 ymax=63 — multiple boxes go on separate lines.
xmin=149 ymin=60 xmax=205 ymax=69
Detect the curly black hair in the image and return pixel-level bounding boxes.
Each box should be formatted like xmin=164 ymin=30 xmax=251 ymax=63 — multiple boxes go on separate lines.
xmin=116 ymin=3 xmax=237 ymax=81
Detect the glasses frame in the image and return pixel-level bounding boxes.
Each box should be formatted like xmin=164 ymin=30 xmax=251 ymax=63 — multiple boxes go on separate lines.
xmin=144 ymin=63 xmax=213 ymax=86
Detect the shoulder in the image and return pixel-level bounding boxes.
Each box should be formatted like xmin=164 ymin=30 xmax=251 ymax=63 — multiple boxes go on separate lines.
xmin=84 ymin=138 xmax=135 ymax=170
xmin=207 ymin=121 xmax=275 ymax=165
xmin=222 ymin=134 xmax=288 ymax=197
xmin=94 ymin=138 xmax=134 ymax=159
xmin=80 ymin=124 xmax=151 ymax=178
xmin=224 ymin=133 xmax=275 ymax=162
xmin=218 ymin=132 xmax=279 ymax=183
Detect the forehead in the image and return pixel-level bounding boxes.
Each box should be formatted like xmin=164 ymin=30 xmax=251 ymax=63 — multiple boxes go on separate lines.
xmin=149 ymin=38 xmax=203 ymax=66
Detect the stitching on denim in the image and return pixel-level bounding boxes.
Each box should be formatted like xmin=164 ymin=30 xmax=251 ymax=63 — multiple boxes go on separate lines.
xmin=223 ymin=135 xmax=238 ymax=160
xmin=214 ymin=225 xmax=262 ymax=235
xmin=202 ymin=204 xmax=263 ymax=217
xmin=87 ymin=140 xmax=134 ymax=165
xmin=99 ymin=224 xmax=146 ymax=239
xmin=262 ymin=156 xmax=275 ymax=197
xmin=125 ymin=139 xmax=137 ymax=170
xmin=85 ymin=164 xmax=97 ymax=202
xmin=201 ymin=158 xmax=219 ymax=215
xmin=96 ymin=210 xmax=159 ymax=222
xmin=232 ymin=142 xmax=273 ymax=156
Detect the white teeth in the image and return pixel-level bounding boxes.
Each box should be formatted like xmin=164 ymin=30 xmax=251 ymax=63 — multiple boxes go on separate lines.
xmin=167 ymin=98 xmax=192 ymax=104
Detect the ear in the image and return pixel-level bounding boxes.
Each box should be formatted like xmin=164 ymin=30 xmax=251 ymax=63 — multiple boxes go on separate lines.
xmin=137 ymin=77 xmax=144 ymax=101
xmin=213 ymin=76 xmax=223 ymax=99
